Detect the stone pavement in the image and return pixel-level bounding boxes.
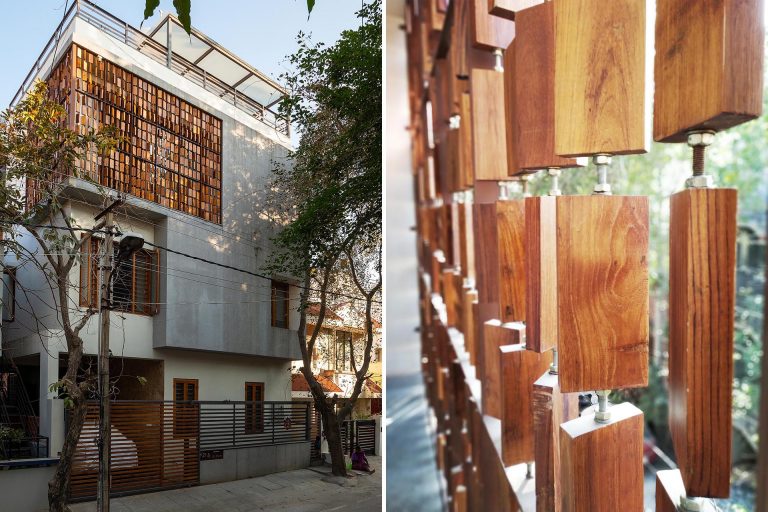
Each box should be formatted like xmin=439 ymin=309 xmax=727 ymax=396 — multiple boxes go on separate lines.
xmin=70 ymin=457 xmax=382 ymax=512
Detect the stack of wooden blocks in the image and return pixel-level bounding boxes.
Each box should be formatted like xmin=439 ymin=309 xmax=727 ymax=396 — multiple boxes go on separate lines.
xmin=406 ymin=0 xmax=764 ymax=510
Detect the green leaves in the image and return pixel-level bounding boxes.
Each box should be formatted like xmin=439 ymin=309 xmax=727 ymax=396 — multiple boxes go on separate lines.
xmin=307 ymin=0 xmax=316 ymax=15
xmin=143 ymin=0 xmax=192 ymax=35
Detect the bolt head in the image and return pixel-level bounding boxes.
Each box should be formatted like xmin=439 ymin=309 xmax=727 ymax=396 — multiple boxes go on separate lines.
xmin=593 ymin=183 xmax=612 ymax=194
xmin=547 ymin=168 xmax=562 ymax=178
xmin=685 ymin=175 xmax=714 ymax=189
xmin=680 ymin=497 xmax=703 ymax=511
xmin=687 ymin=131 xmax=715 ymax=147
xmin=593 ymin=154 xmax=612 ymax=165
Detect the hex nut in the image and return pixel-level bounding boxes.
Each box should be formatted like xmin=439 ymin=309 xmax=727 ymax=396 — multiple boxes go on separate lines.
xmin=687 ymin=131 xmax=715 ymax=147
xmin=593 ymin=183 xmax=612 ymax=194
xmin=679 ymin=497 xmax=703 ymax=512
xmin=685 ymin=175 xmax=714 ymax=189
xmin=594 ymin=408 xmax=611 ymax=423
xmin=593 ymin=154 xmax=612 ymax=165
xmin=547 ymin=168 xmax=562 ymax=178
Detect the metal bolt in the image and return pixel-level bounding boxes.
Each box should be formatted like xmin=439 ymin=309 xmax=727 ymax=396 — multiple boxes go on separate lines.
xmin=449 ymin=114 xmax=460 ymax=130
xmin=549 ymin=348 xmax=559 ymax=375
xmin=679 ymin=496 xmax=703 ymax=511
xmin=592 ymin=154 xmax=612 ymax=195
xmin=547 ymin=168 xmax=562 ymax=196
xmin=526 ymin=462 xmax=533 ymax=479
xmin=686 ymin=130 xmax=716 ymax=188
xmin=494 ymin=49 xmax=504 ymax=72
xmin=498 ymin=181 xmax=510 ymax=201
xmin=520 ymin=175 xmax=532 ymax=198
xmin=594 ymin=390 xmax=611 ymax=423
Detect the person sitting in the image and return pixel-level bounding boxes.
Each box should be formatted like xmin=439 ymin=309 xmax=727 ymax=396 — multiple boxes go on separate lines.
xmin=351 ymin=444 xmax=375 ymax=474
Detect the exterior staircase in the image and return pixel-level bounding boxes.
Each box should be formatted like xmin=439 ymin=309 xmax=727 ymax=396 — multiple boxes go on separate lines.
xmin=0 ymin=355 xmax=44 ymax=459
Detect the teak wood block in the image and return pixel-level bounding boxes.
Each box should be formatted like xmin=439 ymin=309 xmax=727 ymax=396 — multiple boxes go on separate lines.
xmin=463 ymin=200 xmax=476 ymax=281
xmin=482 ymin=321 xmax=522 ymax=418
xmin=656 ymin=470 xmax=719 ymax=512
xmin=459 ymin=92 xmax=475 ymax=189
xmin=496 ymin=199 xmax=526 ymax=323
xmin=499 ymin=345 xmax=552 ymax=467
xmin=557 ymin=195 xmax=649 ymax=393
xmin=525 ymin=196 xmax=557 ymax=353
xmin=487 ymin=0 xmax=542 ymax=20
xmin=503 ymin=40 xmax=520 ymax=176
xmin=463 ymin=289 xmax=479 ymax=365
xmin=654 ymin=0 xmax=765 ymax=142
xmin=470 ymin=69 xmax=509 ymax=182
xmin=512 ymin=2 xmax=582 ymax=172
xmin=553 ymin=0 xmax=650 ymax=156
xmin=669 ymin=188 xmax=737 ymax=498
xmin=473 ymin=202 xmax=500 ymax=308
xmin=470 ymin=0 xmax=515 ymax=51
xmin=532 ymin=372 xmax=579 ymax=512
xmin=560 ymin=402 xmax=645 ymax=512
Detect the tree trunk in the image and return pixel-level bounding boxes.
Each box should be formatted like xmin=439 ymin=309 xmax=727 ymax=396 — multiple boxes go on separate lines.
xmin=48 ymin=395 xmax=86 ymax=512
xmin=322 ymin=408 xmax=348 ymax=477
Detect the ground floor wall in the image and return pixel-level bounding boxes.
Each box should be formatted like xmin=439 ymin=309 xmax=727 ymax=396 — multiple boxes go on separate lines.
xmin=0 ymin=462 xmax=57 ymax=511
xmin=200 ymin=442 xmax=311 ymax=485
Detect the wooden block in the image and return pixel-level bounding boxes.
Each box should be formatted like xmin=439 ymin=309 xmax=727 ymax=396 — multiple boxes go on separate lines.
xmin=487 ymin=0 xmax=542 ymax=20
xmin=525 ymin=196 xmax=558 ymax=353
xmin=470 ymin=69 xmax=509 ymax=181
xmin=656 ymin=470 xmax=719 ymax=512
xmin=557 ymin=195 xmax=649 ymax=392
xmin=473 ymin=202 xmax=500 ymax=309
xmin=512 ymin=2 xmax=582 ymax=171
xmin=554 ymin=0 xmax=650 ymax=156
xmin=482 ymin=321 xmax=518 ymax=418
xmin=443 ymin=269 xmax=461 ymax=327
xmin=533 ymin=372 xmax=579 ymax=512
xmin=462 ymin=199 xmax=476 ymax=281
xmin=458 ymin=92 xmax=475 ymax=188
xmin=654 ymin=0 xmax=765 ymax=142
xmin=669 ymin=188 xmax=737 ymax=497
xmin=560 ymin=402 xmax=645 ymax=512
xmin=496 ymin=199 xmax=526 ymax=323
xmin=470 ymin=0 xmax=515 ymax=50
xmin=503 ymin=39 xmax=519 ymax=177
xmin=463 ymin=289 xmax=479 ymax=365
xmin=500 ymin=345 xmax=552 ymax=466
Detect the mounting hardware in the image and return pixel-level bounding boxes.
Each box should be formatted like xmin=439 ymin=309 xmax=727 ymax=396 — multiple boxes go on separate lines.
xmin=549 ymin=348 xmax=559 ymax=375
xmin=679 ymin=496 xmax=704 ymax=511
xmin=685 ymin=130 xmax=716 ymax=189
xmin=494 ymin=49 xmax=504 ymax=72
xmin=454 ymin=191 xmax=466 ymax=204
xmin=547 ymin=168 xmax=562 ymax=196
xmin=498 ymin=181 xmax=510 ymax=201
xmin=594 ymin=390 xmax=611 ymax=423
xmin=592 ymin=154 xmax=612 ymax=195
xmin=449 ymin=114 xmax=461 ymax=130
xmin=520 ymin=175 xmax=533 ymax=198
xmin=526 ymin=462 xmax=533 ymax=479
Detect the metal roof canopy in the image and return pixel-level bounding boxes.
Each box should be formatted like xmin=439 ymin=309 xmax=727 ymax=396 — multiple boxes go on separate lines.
xmin=147 ymin=15 xmax=286 ymax=108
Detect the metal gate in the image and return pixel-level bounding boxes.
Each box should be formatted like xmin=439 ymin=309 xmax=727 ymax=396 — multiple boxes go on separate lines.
xmin=69 ymin=401 xmax=200 ymax=501
xmin=341 ymin=419 xmax=377 ymax=455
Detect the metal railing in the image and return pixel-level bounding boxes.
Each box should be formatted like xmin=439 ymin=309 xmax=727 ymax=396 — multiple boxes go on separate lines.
xmin=10 ymin=0 xmax=289 ymax=136
xmin=199 ymin=401 xmax=311 ymax=451
xmin=0 ymin=436 xmax=49 ymax=460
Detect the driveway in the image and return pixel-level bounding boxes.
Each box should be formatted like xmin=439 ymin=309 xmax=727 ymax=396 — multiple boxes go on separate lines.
xmin=70 ymin=457 xmax=382 ymax=512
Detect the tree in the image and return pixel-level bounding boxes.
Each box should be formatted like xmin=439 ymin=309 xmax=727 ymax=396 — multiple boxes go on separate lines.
xmin=1 ymin=80 xmax=119 ymax=512
xmin=267 ymin=0 xmax=381 ymax=477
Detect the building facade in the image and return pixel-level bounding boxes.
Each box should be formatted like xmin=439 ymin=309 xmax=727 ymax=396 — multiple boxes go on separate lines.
xmin=2 ymin=1 xmax=301 ymax=468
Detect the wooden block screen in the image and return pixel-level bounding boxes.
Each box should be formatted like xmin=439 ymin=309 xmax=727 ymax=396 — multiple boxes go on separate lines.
xmin=46 ymin=44 xmax=223 ymax=224
xmin=669 ymin=188 xmax=737 ymax=497
xmin=654 ymin=0 xmax=764 ymax=142
xmin=525 ymin=196 xmax=557 ymax=353
xmin=496 ymin=199 xmax=526 ymax=323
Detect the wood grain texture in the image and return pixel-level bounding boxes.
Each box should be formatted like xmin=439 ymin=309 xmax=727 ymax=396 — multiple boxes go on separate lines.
xmin=470 ymin=0 xmax=515 ymax=50
xmin=502 ymin=39 xmax=520 ymax=177
xmin=459 ymin=92 xmax=475 ymax=189
xmin=463 ymin=289 xmax=479 ymax=365
xmin=496 ymin=199 xmax=526 ymax=323
xmin=669 ymin=188 xmax=737 ymax=497
xmin=512 ymin=2 xmax=581 ymax=171
xmin=463 ymin=199 xmax=476 ymax=281
xmin=553 ymin=0 xmax=650 ymax=156
xmin=525 ymin=196 xmax=558 ymax=353
xmin=560 ymin=402 xmax=645 ymax=512
xmin=654 ymin=0 xmax=765 ymax=142
xmin=473 ymin=202 xmax=500 ymax=308
xmin=470 ymin=69 xmax=509 ymax=181
xmin=655 ymin=469 xmax=719 ymax=512
xmin=487 ymin=0 xmax=542 ymax=20
xmin=500 ymin=345 xmax=552 ymax=466
xmin=532 ymin=372 xmax=579 ymax=512
xmin=443 ymin=269 xmax=460 ymax=327
xmin=557 ymin=195 xmax=649 ymax=393
xmin=482 ymin=321 xmax=517 ymax=418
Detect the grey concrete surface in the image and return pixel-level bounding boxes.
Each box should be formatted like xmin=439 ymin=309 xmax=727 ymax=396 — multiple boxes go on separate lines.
xmin=200 ymin=442 xmax=310 ymax=484
xmin=69 ymin=456 xmax=381 ymax=512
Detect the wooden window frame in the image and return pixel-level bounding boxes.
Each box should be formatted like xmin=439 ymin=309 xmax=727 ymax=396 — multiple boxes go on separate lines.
xmin=173 ymin=378 xmax=199 ymax=438
xmin=335 ymin=331 xmax=353 ymax=373
xmin=271 ymin=280 xmax=290 ymax=328
xmin=244 ymin=382 xmax=265 ymax=434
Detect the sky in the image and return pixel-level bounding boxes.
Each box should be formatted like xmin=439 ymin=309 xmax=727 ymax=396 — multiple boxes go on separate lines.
xmin=0 ymin=0 xmax=364 ymax=106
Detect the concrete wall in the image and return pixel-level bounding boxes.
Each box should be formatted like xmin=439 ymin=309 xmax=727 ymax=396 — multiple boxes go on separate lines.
xmin=200 ymin=442 xmax=310 ymax=485
xmin=0 ymin=462 xmax=58 ymax=512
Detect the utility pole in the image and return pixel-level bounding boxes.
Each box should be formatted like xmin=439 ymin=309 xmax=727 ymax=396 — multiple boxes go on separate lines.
xmin=95 ymin=198 xmax=121 ymax=512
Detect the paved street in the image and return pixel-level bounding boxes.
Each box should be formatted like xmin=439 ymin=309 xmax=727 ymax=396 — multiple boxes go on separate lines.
xmin=70 ymin=457 xmax=382 ymax=512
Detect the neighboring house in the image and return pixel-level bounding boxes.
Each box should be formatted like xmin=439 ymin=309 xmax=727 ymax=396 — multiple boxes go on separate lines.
xmin=292 ymin=302 xmax=382 ymax=419
xmin=0 ymin=2 xmax=304 ymax=501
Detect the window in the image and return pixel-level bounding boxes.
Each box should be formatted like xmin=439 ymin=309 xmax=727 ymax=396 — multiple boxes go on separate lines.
xmin=335 ymin=331 xmax=353 ymax=372
xmin=79 ymin=237 xmax=160 ymax=315
xmin=2 ymin=268 xmax=15 ymax=323
xmin=271 ymin=280 xmax=289 ymax=328
xmin=245 ymin=382 xmax=265 ymax=434
xmin=173 ymin=378 xmax=198 ymax=437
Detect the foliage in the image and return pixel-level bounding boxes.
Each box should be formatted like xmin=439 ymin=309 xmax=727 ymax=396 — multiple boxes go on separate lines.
xmin=143 ymin=0 xmax=192 ymax=34
xmin=0 ymin=426 xmax=25 ymax=442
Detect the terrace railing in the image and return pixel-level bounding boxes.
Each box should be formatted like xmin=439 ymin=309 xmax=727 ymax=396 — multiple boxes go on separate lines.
xmin=10 ymin=0 xmax=290 ymax=136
